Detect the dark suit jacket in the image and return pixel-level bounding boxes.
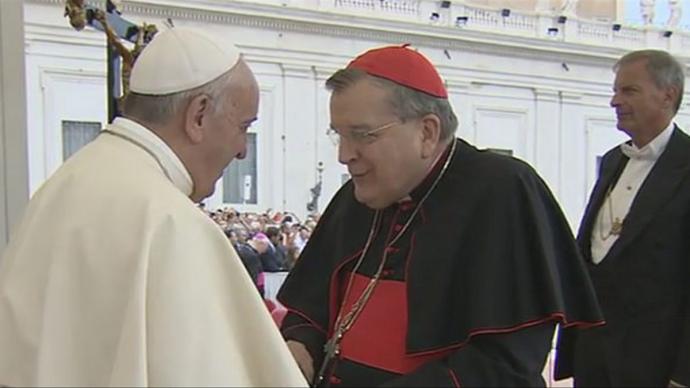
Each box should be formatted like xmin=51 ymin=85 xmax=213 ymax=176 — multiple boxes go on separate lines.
xmin=556 ymin=127 xmax=690 ymax=386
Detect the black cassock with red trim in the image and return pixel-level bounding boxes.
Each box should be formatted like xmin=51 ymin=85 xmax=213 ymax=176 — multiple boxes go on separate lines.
xmin=278 ymin=139 xmax=604 ymax=387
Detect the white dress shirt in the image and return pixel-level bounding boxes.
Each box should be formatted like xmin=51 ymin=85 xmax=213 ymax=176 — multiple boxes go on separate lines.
xmin=591 ymin=122 xmax=674 ymax=264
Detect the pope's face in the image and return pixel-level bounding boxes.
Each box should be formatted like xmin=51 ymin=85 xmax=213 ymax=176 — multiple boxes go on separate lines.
xmin=195 ymin=61 xmax=259 ymax=201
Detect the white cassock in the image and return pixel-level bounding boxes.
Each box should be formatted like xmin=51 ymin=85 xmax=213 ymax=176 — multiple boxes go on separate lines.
xmin=0 ymin=117 xmax=307 ymax=387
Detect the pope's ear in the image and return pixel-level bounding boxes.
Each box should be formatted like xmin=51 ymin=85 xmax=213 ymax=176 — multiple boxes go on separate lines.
xmin=184 ymin=94 xmax=213 ymax=144
xmin=420 ymin=113 xmax=442 ymax=158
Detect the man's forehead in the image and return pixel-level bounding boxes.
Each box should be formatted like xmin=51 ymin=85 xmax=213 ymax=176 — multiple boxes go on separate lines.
xmin=330 ymin=84 xmax=394 ymax=116
xmin=615 ymin=66 xmax=652 ymax=85
xmin=329 ymin=104 xmax=394 ymax=130
xmin=330 ymin=79 xmax=383 ymax=100
xmin=616 ymin=59 xmax=649 ymax=75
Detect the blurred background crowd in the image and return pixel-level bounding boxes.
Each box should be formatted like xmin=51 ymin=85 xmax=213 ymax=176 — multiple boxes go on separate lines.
xmin=199 ymin=204 xmax=319 ymax=300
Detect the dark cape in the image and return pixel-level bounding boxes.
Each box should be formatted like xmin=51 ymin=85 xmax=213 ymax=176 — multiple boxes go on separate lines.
xmin=278 ymin=139 xmax=603 ymax=386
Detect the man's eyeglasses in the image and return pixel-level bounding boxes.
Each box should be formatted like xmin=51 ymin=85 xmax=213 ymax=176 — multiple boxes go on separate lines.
xmin=326 ymin=120 xmax=399 ymax=146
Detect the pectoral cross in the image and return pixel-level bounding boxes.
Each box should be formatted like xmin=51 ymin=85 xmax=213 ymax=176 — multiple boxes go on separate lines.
xmin=313 ymin=332 xmax=342 ymax=387
xmin=324 ymin=334 xmax=341 ymax=360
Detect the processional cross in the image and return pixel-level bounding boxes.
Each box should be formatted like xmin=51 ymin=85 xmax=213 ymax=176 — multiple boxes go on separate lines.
xmin=63 ymin=0 xmax=159 ymax=122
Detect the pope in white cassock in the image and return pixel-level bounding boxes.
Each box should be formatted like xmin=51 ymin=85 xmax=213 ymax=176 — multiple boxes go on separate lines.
xmin=0 ymin=27 xmax=307 ymax=387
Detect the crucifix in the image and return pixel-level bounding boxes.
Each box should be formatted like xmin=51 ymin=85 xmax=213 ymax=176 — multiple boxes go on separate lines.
xmin=63 ymin=0 xmax=159 ymax=123
xmin=314 ymin=331 xmax=342 ymax=387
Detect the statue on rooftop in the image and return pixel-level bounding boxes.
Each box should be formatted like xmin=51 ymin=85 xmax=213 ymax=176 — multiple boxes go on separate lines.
xmin=667 ymin=0 xmax=682 ymax=28
xmin=641 ymin=0 xmax=656 ymax=25
xmin=561 ymin=0 xmax=579 ymax=16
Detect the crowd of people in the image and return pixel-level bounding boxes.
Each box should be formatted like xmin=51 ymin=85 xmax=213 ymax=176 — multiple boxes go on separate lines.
xmin=200 ymin=205 xmax=319 ymax=296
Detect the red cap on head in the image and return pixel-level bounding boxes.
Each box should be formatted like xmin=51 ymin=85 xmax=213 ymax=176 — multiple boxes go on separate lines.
xmin=347 ymin=44 xmax=448 ymax=98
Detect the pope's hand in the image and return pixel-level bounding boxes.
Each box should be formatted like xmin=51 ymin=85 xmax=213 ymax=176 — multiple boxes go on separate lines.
xmin=287 ymin=340 xmax=314 ymax=383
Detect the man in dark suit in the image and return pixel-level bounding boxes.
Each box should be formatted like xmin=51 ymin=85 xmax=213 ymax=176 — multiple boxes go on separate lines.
xmin=555 ymin=49 xmax=690 ymax=387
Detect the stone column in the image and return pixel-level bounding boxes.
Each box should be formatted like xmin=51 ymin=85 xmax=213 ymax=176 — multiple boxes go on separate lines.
xmin=281 ymin=64 xmax=317 ymax=219
xmin=0 ymin=0 xmax=29 ymax=253
xmin=558 ymin=91 xmax=586 ymax=229
xmin=533 ymin=89 xmax=561 ymax=197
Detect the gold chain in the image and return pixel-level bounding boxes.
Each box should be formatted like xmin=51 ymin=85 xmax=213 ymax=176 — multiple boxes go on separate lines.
xmin=599 ymin=184 xmax=624 ymax=241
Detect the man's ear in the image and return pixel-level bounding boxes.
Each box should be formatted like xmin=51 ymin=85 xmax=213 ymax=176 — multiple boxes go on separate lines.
xmin=184 ymin=94 xmax=213 ymax=144
xmin=665 ymin=85 xmax=680 ymax=112
xmin=420 ymin=113 xmax=442 ymax=158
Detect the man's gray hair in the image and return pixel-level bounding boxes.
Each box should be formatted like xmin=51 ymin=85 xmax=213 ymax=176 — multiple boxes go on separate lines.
xmin=325 ymin=68 xmax=458 ymax=142
xmin=615 ymin=49 xmax=686 ymax=113
xmin=121 ymin=69 xmax=234 ymax=125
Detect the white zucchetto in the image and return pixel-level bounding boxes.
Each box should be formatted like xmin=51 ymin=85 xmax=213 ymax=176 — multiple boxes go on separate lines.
xmin=129 ymin=27 xmax=241 ymax=95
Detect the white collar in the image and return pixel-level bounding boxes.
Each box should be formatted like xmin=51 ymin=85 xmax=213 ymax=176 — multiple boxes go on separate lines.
xmin=106 ymin=117 xmax=194 ymax=196
xmin=620 ymin=122 xmax=674 ymax=161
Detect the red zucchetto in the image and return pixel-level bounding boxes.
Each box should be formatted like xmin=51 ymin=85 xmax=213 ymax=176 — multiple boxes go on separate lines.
xmin=347 ymin=44 xmax=448 ymax=99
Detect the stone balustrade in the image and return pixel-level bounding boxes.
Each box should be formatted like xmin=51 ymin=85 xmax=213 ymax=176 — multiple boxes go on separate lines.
xmin=260 ymin=0 xmax=690 ymax=54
